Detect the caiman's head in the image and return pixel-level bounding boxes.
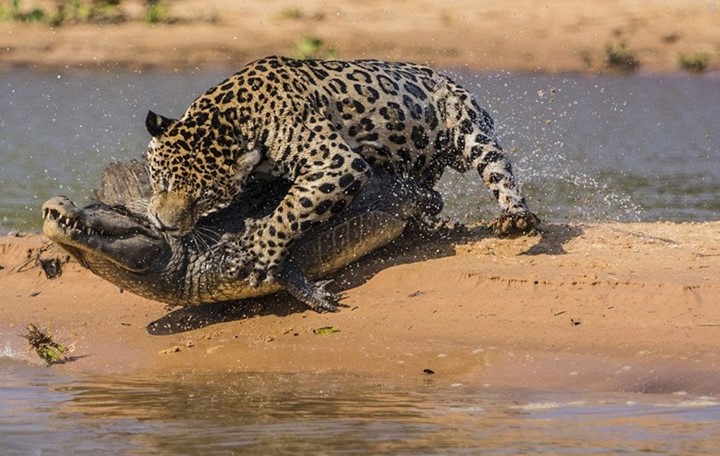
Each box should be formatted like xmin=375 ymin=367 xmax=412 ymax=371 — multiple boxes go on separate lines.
xmin=42 ymin=196 xmax=169 ymax=276
xmin=41 ymin=158 xmax=290 ymax=308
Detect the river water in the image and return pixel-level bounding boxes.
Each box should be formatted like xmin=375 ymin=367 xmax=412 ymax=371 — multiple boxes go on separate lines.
xmin=1 ymin=69 xmax=719 ymax=453
xmin=2 ymin=357 xmax=719 ymax=455
xmin=1 ymin=69 xmax=718 ymax=233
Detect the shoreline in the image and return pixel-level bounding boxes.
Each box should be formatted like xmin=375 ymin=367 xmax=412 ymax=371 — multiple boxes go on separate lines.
xmin=2 ymin=221 xmax=719 ymax=394
xmin=2 ymin=0 xmax=718 ymax=74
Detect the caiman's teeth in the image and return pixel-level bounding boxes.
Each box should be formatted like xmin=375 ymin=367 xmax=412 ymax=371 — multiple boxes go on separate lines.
xmin=45 ymin=208 xmax=110 ymax=237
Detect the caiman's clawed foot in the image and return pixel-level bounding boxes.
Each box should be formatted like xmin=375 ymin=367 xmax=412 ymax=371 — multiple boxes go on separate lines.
xmin=276 ymin=261 xmax=340 ymax=312
xmin=297 ymin=279 xmax=339 ymax=313
xmin=492 ymin=211 xmax=541 ymax=237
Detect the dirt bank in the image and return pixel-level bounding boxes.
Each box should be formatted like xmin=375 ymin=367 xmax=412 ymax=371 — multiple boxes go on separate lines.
xmin=2 ymin=0 xmax=718 ymax=73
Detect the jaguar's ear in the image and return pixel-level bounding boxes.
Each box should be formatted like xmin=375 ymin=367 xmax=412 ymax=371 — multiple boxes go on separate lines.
xmin=145 ymin=110 xmax=176 ymax=137
xmin=233 ymin=148 xmax=262 ymax=181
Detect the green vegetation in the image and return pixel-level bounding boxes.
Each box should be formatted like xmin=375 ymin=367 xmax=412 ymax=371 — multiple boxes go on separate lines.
xmin=20 ymin=323 xmax=68 ymax=366
xmin=604 ymin=41 xmax=639 ymax=72
xmin=51 ymin=0 xmax=124 ymax=26
xmin=0 ymin=0 xmax=174 ymax=25
xmin=277 ymin=6 xmax=325 ymax=22
xmin=278 ymin=6 xmax=303 ymax=20
xmin=313 ymin=326 xmax=340 ymax=335
xmin=0 ymin=0 xmax=45 ymax=22
xmin=144 ymin=0 xmax=166 ymax=23
xmin=292 ymin=36 xmax=338 ymax=60
xmin=678 ymin=52 xmax=710 ymax=73
xmin=0 ymin=0 xmax=123 ymax=25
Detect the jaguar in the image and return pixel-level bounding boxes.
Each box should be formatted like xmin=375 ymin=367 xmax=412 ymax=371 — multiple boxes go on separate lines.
xmin=144 ymin=55 xmax=539 ymax=311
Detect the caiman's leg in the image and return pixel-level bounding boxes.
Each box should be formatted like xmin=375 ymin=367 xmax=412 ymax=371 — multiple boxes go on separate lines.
xmin=276 ymin=259 xmax=338 ymax=312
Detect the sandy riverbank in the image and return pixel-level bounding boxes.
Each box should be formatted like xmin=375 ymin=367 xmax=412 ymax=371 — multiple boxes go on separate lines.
xmin=1 ymin=0 xmax=718 ymax=73
xmin=2 ymin=0 xmax=719 ymax=394
xmin=2 ymin=222 xmax=719 ymax=394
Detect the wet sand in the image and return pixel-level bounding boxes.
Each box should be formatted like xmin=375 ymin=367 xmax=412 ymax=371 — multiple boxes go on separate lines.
xmin=1 ymin=0 xmax=718 ymax=73
xmin=2 ymin=222 xmax=719 ymax=394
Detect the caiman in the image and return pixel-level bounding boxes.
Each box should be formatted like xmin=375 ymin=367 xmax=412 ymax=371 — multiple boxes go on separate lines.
xmin=42 ymin=160 xmax=441 ymax=308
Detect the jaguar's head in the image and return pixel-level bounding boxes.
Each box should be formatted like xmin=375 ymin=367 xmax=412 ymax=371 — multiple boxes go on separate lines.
xmin=144 ymin=110 xmax=261 ymax=235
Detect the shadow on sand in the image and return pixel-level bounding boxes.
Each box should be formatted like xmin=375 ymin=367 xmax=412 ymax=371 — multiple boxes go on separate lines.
xmin=147 ymin=222 xmax=583 ymax=335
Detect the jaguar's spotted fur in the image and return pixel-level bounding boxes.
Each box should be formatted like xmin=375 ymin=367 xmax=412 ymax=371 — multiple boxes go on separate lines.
xmin=145 ymin=56 xmax=539 ymax=311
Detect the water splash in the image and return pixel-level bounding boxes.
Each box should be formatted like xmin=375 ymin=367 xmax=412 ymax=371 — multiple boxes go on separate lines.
xmin=438 ymin=71 xmax=647 ymax=224
xmin=1 ymin=342 xmax=25 ymax=361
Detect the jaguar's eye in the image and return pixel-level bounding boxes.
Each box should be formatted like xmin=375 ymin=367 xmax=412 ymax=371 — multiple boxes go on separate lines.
xmin=194 ymin=197 xmax=215 ymax=216
xmin=151 ymin=176 xmax=169 ymax=192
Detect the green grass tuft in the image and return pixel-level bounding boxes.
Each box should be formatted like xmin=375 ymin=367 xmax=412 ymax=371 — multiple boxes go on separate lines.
xmin=292 ymin=36 xmax=337 ymax=60
xmin=278 ymin=7 xmax=303 ymax=20
xmin=604 ymin=41 xmax=639 ymax=72
xmin=678 ymin=52 xmax=710 ymax=73
xmin=0 ymin=0 xmax=45 ymax=22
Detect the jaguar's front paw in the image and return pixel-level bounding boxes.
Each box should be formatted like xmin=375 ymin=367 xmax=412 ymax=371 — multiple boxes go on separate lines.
xmin=492 ymin=211 xmax=540 ymax=237
xmin=245 ymin=262 xmax=276 ymax=288
xmin=223 ymin=240 xmax=281 ymax=288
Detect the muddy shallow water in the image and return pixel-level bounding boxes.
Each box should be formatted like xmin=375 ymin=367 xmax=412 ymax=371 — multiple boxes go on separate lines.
xmin=2 ymin=358 xmax=719 ymax=455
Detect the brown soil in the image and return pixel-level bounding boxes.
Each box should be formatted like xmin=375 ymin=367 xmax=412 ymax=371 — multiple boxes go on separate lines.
xmin=2 ymin=0 xmax=719 ymax=73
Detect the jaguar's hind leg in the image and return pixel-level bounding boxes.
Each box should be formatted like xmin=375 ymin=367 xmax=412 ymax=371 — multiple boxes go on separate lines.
xmin=449 ymin=96 xmax=540 ymax=236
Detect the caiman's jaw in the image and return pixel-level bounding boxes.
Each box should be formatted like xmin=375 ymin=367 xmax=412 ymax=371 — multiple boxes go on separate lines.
xmin=42 ymin=196 xmax=168 ymax=273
